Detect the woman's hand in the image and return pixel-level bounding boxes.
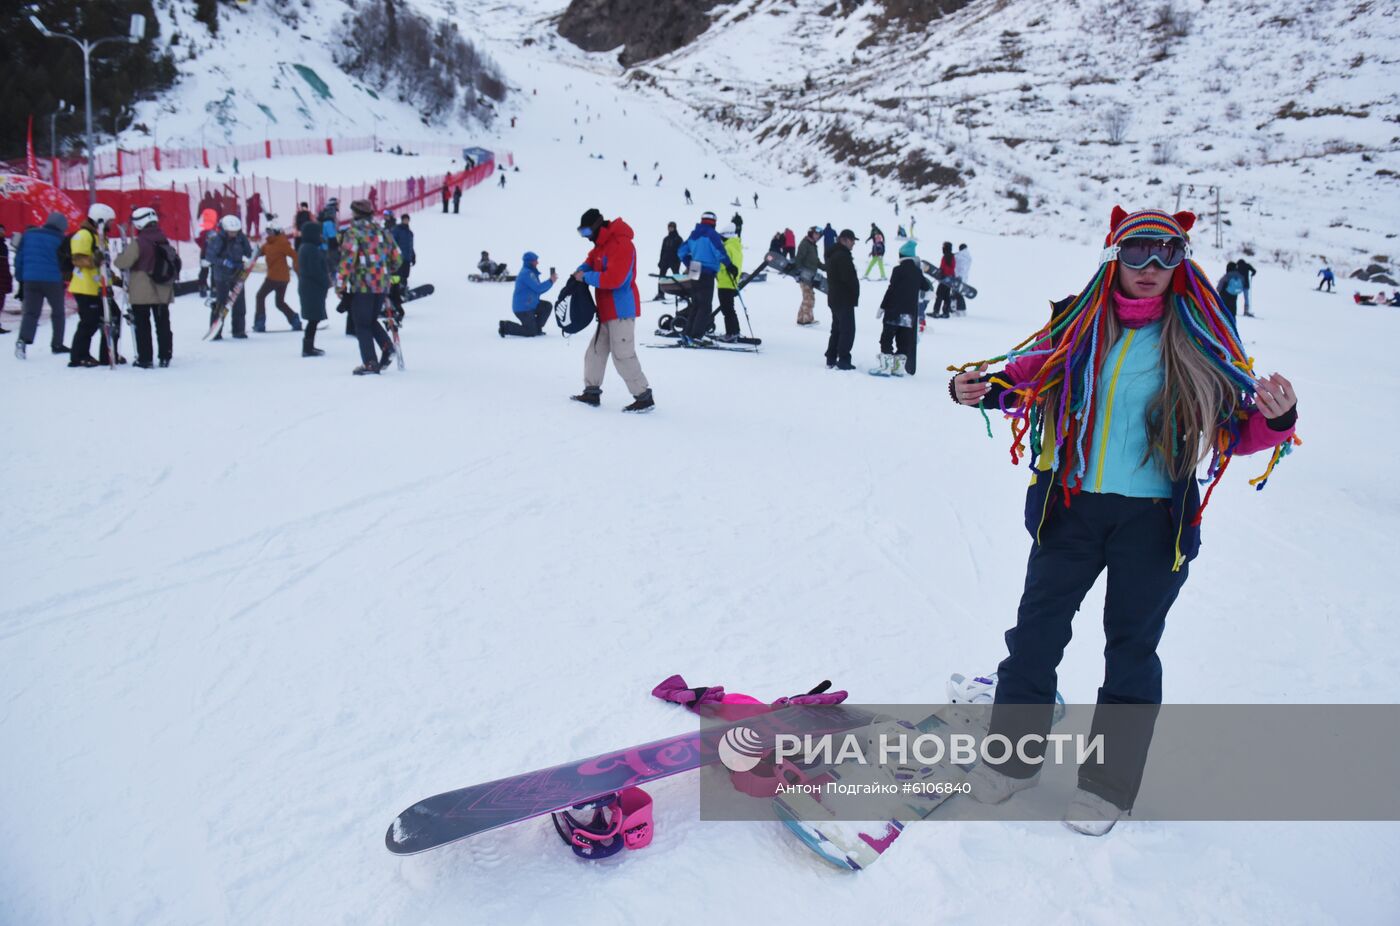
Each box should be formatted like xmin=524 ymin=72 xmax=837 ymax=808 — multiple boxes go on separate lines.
xmin=1255 ymin=373 xmax=1297 ymax=419
xmin=950 ymin=364 xmax=991 ymax=406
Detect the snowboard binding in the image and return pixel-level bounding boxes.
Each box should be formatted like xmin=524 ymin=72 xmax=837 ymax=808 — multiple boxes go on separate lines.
xmin=549 ymin=787 xmax=654 ymax=859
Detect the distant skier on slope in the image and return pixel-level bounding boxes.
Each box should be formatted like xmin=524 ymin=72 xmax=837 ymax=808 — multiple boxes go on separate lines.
xmin=863 ymin=230 xmax=886 ymax=281
xmin=947 ymin=206 xmax=1299 ymax=837
xmin=570 ymin=207 xmax=654 ymax=413
xmin=1316 ymin=265 xmax=1334 ymax=291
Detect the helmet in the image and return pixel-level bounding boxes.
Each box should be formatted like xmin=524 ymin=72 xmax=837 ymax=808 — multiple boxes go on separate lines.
xmin=130 ymin=206 xmax=158 ymax=229
xmin=719 ymin=223 xmax=736 ymax=236
xmin=219 ymin=215 xmax=243 ymax=233
xmin=265 ymin=225 xmax=282 ymax=236
xmin=88 ymin=203 xmax=116 ymax=224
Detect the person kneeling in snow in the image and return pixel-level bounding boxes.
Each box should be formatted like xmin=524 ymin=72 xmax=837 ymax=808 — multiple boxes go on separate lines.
xmin=500 ymin=252 xmax=556 ymax=337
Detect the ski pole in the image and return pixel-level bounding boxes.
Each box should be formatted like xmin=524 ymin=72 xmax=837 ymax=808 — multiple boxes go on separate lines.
xmin=733 ymin=286 xmax=757 ymax=344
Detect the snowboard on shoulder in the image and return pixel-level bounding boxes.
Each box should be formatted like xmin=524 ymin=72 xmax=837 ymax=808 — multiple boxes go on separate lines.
xmin=386 ymin=704 xmax=876 ymax=856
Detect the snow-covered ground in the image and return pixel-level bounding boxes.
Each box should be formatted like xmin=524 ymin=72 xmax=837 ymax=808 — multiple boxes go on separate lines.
xmin=4 ymin=4 xmax=1399 ymax=925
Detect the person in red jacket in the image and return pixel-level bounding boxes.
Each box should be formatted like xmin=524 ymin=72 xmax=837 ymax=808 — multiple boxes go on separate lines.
xmin=931 ymin=241 xmax=956 ymax=318
xmin=570 ymin=208 xmax=654 ymax=413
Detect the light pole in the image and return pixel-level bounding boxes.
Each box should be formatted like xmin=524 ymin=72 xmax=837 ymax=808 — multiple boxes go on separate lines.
xmin=29 ymin=12 xmax=145 ymax=207
xmin=50 ymin=100 xmax=75 ymax=158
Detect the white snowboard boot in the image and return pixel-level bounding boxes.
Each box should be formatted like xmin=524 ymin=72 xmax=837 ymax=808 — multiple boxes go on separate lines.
xmin=869 ymin=353 xmax=894 ymax=376
xmin=891 ymin=354 xmax=907 ymax=377
xmin=1063 ymin=788 xmax=1127 ymax=836
xmin=966 ymin=763 xmax=1041 ymax=804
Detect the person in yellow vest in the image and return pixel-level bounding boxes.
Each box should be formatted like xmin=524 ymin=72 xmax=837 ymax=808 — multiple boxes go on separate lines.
xmin=67 ymin=203 xmax=124 ymax=367
xmin=714 ymin=223 xmax=745 ymax=341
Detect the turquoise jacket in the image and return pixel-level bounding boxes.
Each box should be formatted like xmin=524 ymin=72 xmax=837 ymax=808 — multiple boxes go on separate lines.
xmin=1086 ymin=321 xmax=1172 ymax=498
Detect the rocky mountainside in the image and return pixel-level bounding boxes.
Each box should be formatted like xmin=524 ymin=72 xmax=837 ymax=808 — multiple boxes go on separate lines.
xmin=558 ymin=0 xmax=1399 ymax=268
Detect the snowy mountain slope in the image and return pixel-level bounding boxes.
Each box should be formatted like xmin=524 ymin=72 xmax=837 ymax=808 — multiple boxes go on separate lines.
xmin=554 ymin=0 xmax=1400 ymax=271
xmin=120 ymin=0 xmax=505 ymax=152
xmin=3 ymin=4 xmax=1400 ymax=926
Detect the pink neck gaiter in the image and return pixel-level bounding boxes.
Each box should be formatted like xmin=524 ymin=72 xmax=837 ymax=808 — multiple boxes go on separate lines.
xmin=1112 ymin=291 xmax=1165 ymax=329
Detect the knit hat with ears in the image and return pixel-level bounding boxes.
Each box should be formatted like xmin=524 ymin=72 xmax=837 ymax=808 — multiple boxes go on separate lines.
xmin=949 ymin=203 xmax=1295 ymax=552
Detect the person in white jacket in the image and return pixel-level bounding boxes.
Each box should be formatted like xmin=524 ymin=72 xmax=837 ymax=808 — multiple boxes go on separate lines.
xmin=953 ymin=243 xmax=972 ymax=313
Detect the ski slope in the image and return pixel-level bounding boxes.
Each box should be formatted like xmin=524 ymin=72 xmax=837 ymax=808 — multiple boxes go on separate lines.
xmin=4 ymin=7 xmax=1399 ymax=926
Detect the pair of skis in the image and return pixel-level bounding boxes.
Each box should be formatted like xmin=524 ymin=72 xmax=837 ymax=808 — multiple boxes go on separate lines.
xmin=203 ymin=243 xmax=259 ymax=341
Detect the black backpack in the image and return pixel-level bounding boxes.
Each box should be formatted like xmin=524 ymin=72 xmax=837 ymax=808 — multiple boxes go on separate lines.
xmin=150 ymin=240 xmax=183 ymax=285
xmin=553 ymin=277 xmax=597 ymax=336
xmin=57 ymin=235 xmax=74 ymax=279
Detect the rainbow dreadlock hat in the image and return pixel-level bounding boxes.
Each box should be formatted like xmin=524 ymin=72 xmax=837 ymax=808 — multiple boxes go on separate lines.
xmin=951 ymin=205 xmax=1298 ymax=535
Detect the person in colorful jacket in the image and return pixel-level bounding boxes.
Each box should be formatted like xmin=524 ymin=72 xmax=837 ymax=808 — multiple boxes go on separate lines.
xmin=947 ymin=207 xmax=1299 ymax=836
xmin=499 ymin=251 xmax=556 ymax=337
xmin=336 ymin=198 xmax=401 ymax=375
xmin=13 ymin=211 xmax=70 ymax=359
xmin=676 ymin=211 xmax=736 ymax=343
xmin=253 ymin=226 xmax=301 ymax=332
xmin=714 ymin=224 xmax=745 ymax=341
xmin=67 ymin=203 xmax=123 ymax=367
xmin=570 ymin=208 xmax=653 ymax=412
xmin=863 ymin=229 xmax=886 ymax=281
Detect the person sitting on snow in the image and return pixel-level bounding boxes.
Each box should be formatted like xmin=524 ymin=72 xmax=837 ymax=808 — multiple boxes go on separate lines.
xmin=478 ymin=251 xmax=508 ymax=278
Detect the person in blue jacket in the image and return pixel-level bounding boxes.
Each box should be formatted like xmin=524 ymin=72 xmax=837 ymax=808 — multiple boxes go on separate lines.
xmin=499 ymin=251 xmax=557 ymax=338
xmin=13 ymin=211 xmax=72 ymax=359
xmin=822 ymin=222 xmax=837 ymax=260
xmin=676 ymin=211 xmax=737 ymax=343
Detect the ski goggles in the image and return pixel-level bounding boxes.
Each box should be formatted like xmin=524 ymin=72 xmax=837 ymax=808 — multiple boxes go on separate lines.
xmin=1101 ymin=236 xmax=1190 ymax=270
xmin=578 ymin=227 xmax=595 ymax=238
xmin=549 ymin=787 xmax=654 ymax=859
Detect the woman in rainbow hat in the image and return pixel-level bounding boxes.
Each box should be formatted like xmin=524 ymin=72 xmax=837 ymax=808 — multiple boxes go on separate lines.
xmin=946 ymin=207 xmax=1299 ymax=835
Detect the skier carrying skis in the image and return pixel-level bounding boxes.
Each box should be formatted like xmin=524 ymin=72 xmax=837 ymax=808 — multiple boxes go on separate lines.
xmin=499 ymin=252 xmax=556 ymax=338
xmin=113 ymin=206 xmax=176 ymax=368
xmin=676 ymin=211 xmax=737 ymax=345
xmin=570 ymin=208 xmax=654 ymax=412
xmin=947 ymin=207 xmax=1299 ymax=835
xmin=795 ymin=226 xmax=823 ymax=326
xmin=824 ymin=229 xmax=859 ymax=370
xmin=655 ymin=221 xmax=683 ymax=300
xmin=66 ymin=202 xmax=123 ymax=367
xmin=206 ymin=215 xmax=254 ymax=340
xmin=336 ymin=198 xmax=401 ymax=375
xmin=872 ymin=239 xmax=929 ymax=377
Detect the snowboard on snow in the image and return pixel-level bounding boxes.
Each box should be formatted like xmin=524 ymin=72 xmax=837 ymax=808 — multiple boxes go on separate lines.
xmin=774 ymin=674 xmax=1063 ymax=871
xmin=401 ymin=284 xmax=435 ymax=303
xmin=386 ymin=704 xmax=877 ymax=855
xmin=468 ymin=273 xmax=516 ymax=283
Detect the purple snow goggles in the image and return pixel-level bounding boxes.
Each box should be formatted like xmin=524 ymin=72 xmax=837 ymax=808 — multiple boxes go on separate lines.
xmin=1103 ymin=236 xmax=1190 ymax=270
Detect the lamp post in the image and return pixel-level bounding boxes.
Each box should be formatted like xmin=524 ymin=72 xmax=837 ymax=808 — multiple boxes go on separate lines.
xmin=50 ymin=100 xmax=75 ymax=159
xmin=29 ymin=12 xmax=145 ymax=207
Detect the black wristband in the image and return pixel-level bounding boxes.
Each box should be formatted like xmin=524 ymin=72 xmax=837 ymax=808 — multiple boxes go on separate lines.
xmin=948 ymin=376 xmax=961 ymax=405
xmin=1265 ymin=405 xmax=1297 ymax=432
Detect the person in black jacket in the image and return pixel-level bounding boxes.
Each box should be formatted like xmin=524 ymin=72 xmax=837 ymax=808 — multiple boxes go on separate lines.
xmin=655 ymin=221 xmax=682 ymax=300
xmin=1235 ymin=257 xmax=1257 ymax=317
xmin=824 ymin=229 xmax=860 ymax=370
xmin=876 ymin=240 xmax=932 ymax=376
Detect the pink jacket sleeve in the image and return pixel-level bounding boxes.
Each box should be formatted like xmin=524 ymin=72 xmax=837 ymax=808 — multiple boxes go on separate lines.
xmin=1233 ymin=408 xmax=1296 ymax=456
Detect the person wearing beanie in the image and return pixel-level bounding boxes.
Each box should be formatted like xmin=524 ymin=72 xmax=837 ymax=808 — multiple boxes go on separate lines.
xmin=500 ymin=251 xmax=556 ymax=337
xmin=570 ymin=208 xmax=654 ymax=412
xmin=714 ymin=223 xmax=745 ymax=341
xmin=676 ymin=211 xmax=737 ymax=344
xmin=863 ymin=229 xmax=887 ymax=282
xmin=296 ymin=221 xmax=331 ymax=357
xmin=13 ymin=211 xmax=71 ymax=359
xmin=794 ymin=225 xmax=824 ymax=325
xmin=336 ymin=198 xmax=402 ymax=374
xmin=872 ymin=239 xmax=931 ymax=376
xmin=948 ymin=206 xmax=1299 ymax=836
xmin=824 ymin=229 xmax=859 ymax=370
